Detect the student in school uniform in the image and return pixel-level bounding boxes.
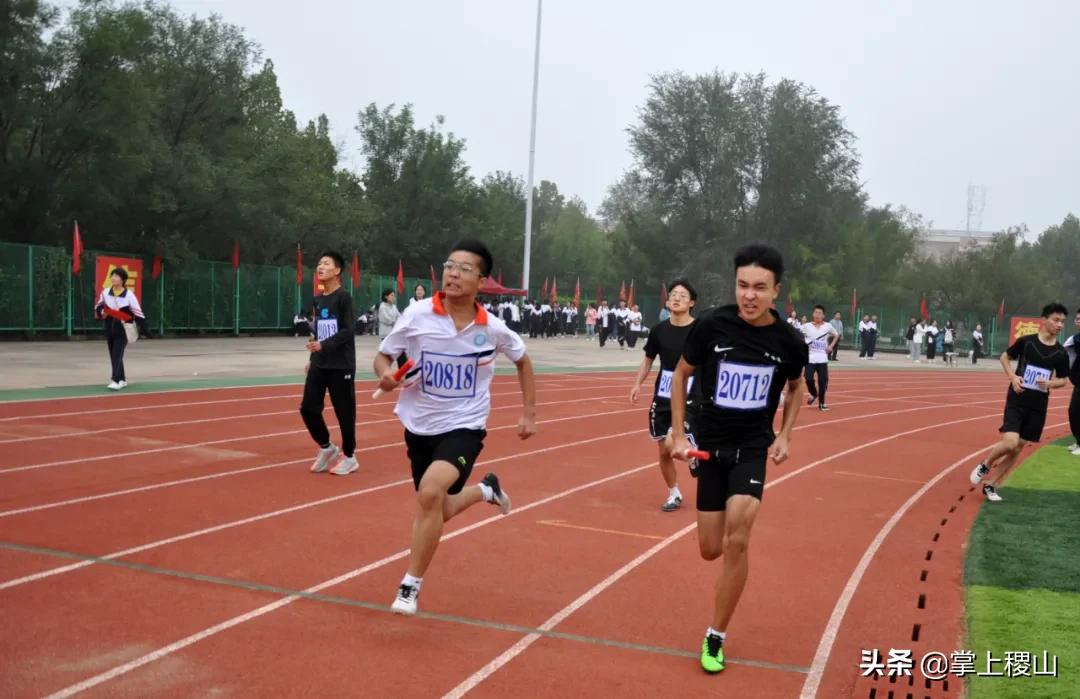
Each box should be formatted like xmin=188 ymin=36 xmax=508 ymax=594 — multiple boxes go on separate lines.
xmin=94 ymin=267 xmax=149 ymax=390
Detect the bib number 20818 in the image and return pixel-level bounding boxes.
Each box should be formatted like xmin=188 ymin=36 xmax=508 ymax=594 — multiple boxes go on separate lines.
xmin=422 ymin=351 xmax=479 ymax=399
xmin=713 ymin=362 xmax=774 ymax=410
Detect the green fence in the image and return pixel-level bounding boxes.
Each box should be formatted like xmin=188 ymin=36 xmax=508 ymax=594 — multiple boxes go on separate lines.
xmin=0 ymin=240 xmax=1047 ymax=347
xmin=0 ymin=241 xmax=444 ymax=336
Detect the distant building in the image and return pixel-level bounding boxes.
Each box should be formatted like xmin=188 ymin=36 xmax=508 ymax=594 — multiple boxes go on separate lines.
xmin=917 ymin=229 xmax=999 ymax=259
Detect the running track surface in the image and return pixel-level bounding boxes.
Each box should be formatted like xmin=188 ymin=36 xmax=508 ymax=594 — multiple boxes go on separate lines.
xmin=0 ymin=369 xmax=1070 ymax=698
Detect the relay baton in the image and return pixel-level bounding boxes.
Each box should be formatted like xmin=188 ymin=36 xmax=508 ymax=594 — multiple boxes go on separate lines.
xmin=685 ymin=449 xmax=710 ymax=461
xmin=372 ymin=359 xmax=415 ymax=399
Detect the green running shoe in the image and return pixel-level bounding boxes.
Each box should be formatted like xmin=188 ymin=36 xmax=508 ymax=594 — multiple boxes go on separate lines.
xmin=701 ymin=633 xmax=725 ymax=673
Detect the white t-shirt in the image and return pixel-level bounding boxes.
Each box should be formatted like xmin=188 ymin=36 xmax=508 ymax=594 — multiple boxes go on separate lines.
xmin=628 ymin=311 xmax=642 ymax=332
xmin=378 ymin=294 xmax=528 ymax=435
xmin=944 ymin=328 xmax=954 ymax=344
xmin=914 ymin=324 xmax=927 ymax=343
xmin=802 ymin=322 xmax=838 ymax=365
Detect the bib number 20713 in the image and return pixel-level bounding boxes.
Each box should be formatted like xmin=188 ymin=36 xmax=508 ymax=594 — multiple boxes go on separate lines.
xmin=713 ymin=362 xmax=774 ymax=410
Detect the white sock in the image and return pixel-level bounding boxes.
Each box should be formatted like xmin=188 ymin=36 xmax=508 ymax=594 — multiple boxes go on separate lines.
xmin=401 ymin=573 xmax=422 ymax=591
xmin=707 ymin=627 xmax=726 ymax=643
xmin=478 ymin=482 xmax=494 ymax=502
xmin=669 ymin=486 xmax=681 ymax=499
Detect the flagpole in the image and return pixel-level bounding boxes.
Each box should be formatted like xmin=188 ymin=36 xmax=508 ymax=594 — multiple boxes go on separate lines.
xmin=159 ymin=263 xmax=165 ymax=336
xmin=66 ymin=255 xmax=73 ymax=337
xmin=234 ymin=265 xmax=240 ymax=336
xmin=521 ymin=0 xmax=543 ymax=294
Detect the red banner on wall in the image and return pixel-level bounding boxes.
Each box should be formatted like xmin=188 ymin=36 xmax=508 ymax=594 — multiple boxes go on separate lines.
xmin=1008 ymin=316 xmax=1042 ymax=344
xmin=95 ymin=256 xmax=144 ymax=299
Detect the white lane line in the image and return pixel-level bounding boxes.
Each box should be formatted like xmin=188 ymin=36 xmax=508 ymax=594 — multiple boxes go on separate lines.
xmin=0 ymin=427 xmax=643 ymax=590
xmin=0 ymin=390 xmax=628 ymax=474
xmin=798 ymin=419 xmax=1070 ymax=699
xmin=0 ymin=373 xmax=612 ymax=421
xmin=41 ymin=460 xmax=663 ymax=699
xmin=0 ymin=382 xmax=627 ymax=446
xmin=438 ymin=408 xmax=1068 ymax=697
xmin=0 ymin=408 xmax=642 ymax=518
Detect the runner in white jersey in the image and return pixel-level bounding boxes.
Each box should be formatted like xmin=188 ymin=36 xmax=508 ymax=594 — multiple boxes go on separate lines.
xmin=375 ymin=239 xmax=537 ymax=615
xmin=801 ymin=305 xmax=839 ymax=411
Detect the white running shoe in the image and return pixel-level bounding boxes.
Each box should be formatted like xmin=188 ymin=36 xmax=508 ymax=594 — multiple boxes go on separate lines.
xmin=1069 ymin=444 xmax=1080 ymax=456
xmin=330 ymin=456 xmax=358 ymax=476
xmin=310 ymin=445 xmax=340 ymax=473
xmin=391 ymin=584 xmax=419 ymax=615
xmin=983 ymin=485 xmax=1002 ymax=502
xmin=969 ymin=462 xmax=990 ymax=485
xmin=481 ymin=472 xmax=512 ymax=515
xmin=117 ymin=380 xmax=127 ymax=389
xmin=107 ymin=381 xmax=121 ymax=391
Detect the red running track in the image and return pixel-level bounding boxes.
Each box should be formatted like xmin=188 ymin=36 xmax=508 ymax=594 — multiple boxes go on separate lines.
xmin=0 ymin=370 xmax=1070 ymax=698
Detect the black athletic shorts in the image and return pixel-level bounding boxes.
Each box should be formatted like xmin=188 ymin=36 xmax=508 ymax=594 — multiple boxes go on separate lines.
xmin=648 ymin=399 xmax=700 ymax=441
xmin=695 ymin=446 xmax=768 ymax=512
xmin=404 ymin=428 xmax=486 ymax=495
xmin=999 ymin=401 xmax=1047 ymax=443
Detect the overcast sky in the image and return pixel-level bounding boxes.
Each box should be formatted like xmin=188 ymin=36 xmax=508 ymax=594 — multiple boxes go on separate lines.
xmin=162 ymin=0 xmax=1078 ymax=235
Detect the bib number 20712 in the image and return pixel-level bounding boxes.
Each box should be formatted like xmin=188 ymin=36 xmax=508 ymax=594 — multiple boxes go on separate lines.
xmin=713 ymin=362 xmax=774 ymax=410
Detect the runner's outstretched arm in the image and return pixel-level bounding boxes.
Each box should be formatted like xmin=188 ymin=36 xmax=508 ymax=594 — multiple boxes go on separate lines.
xmin=514 ymin=354 xmax=537 ymax=439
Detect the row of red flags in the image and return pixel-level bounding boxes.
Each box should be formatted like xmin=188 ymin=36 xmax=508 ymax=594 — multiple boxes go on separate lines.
xmin=71 ymin=224 xmax=1008 ymax=321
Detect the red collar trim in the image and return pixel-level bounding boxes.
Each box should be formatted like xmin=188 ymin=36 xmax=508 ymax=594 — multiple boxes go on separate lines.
xmin=431 ymin=292 xmax=488 ymax=325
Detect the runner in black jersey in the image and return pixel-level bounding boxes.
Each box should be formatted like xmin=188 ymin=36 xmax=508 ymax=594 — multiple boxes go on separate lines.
xmin=668 ymin=243 xmax=808 ymax=674
xmin=970 ymin=302 xmax=1070 ymax=501
xmin=1065 ymin=308 xmax=1080 ymax=455
xmin=300 ymin=251 xmax=359 ymax=476
xmin=629 ymin=278 xmax=700 ymax=512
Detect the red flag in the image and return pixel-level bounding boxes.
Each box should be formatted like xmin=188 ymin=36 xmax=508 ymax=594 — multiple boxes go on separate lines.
xmin=919 ymin=295 xmax=929 ymax=322
xmin=627 ymin=279 xmax=635 ymax=307
xmin=541 ymin=276 xmax=548 ymax=300
xmin=231 ymin=240 xmax=240 ymax=270
xmin=430 ymin=264 xmax=437 ymax=291
xmin=850 ymin=288 xmax=857 ymax=321
xmin=997 ymin=297 xmax=1005 ymax=326
xmin=72 ymin=221 xmax=84 ymax=275
xmin=351 ymin=252 xmax=360 ymax=288
xmin=151 ymin=255 xmax=162 ymax=280
xmin=550 ymin=276 xmax=557 ymax=303
xmin=396 ymin=260 xmax=405 ymax=295
xmin=785 ymin=297 xmax=794 ymax=317
xmin=660 ymin=283 xmax=668 ymax=307
xmin=296 ymin=244 xmax=303 ymax=285
xmin=573 ymin=277 xmax=581 ymax=307
xmin=619 ymin=280 xmax=627 ymax=302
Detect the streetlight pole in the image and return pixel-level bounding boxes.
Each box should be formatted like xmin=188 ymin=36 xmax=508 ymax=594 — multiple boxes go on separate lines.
xmin=521 ymin=0 xmax=542 ymax=294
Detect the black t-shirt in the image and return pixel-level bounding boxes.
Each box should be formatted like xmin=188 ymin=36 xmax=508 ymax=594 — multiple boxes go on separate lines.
xmin=310 ymin=288 xmax=356 ymax=371
xmin=682 ymin=305 xmax=808 ymax=448
xmin=643 ymin=318 xmax=697 ymax=404
xmin=1005 ymin=333 xmax=1068 ymax=409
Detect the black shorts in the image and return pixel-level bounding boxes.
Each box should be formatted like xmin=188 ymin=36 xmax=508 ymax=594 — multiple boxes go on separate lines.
xmin=695 ymin=447 xmax=768 ymax=512
xmin=648 ymin=399 xmax=699 ymax=441
xmin=404 ymin=428 xmax=486 ymax=495
xmin=999 ymin=401 xmax=1047 ymax=443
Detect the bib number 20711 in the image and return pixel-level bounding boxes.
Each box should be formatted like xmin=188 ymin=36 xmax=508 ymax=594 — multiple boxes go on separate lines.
xmin=713 ymin=362 xmax=774 ymax=410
